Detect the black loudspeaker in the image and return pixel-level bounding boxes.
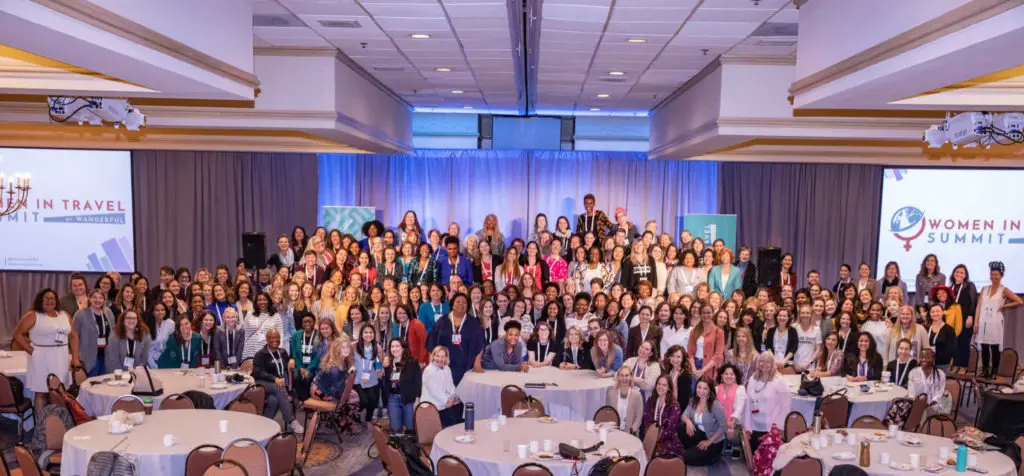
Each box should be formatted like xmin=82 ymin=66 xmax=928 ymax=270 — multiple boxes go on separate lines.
xmin=242 ymin=232 xmax=267 ymax=270
xmin=757 ymin=247 xmax=782 ymax=288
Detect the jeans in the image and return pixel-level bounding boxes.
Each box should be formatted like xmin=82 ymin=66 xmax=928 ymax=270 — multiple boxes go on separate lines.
xmin=262 ymin=382 xmax=295 ymax=425
xmin=387 ymin=394 xmax=414 ymax=433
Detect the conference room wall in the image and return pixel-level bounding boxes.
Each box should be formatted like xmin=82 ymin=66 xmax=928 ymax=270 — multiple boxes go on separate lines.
xmin=0 ymin=150 xmax=318 ymax=346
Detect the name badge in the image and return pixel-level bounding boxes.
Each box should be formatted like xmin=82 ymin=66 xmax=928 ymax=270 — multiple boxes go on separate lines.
xmin=301 ymin=344 xmax=312 ymax=354
xmin=682 ymin=285 xmax=694 ymax=294
xmin=302 ymin=355 xmax=311 ymax=364
xmin=201 ymin=357 xmax=210 ymax=366
xmin=54 ymin=329 xmax=67 ymax=345
xmin=97 ymin=337 xmax=107 ymax=347
xmin=228 ymin=356 xmax=238 ymax=365
xmin=361 ymin=372 xmax=371 ymax=382
xmin=451 ymin=334 xmax=462 ymax=345
xmin=181 ymin=363 xmax=190 ymax=369
xmin=435 ymin=313 xmax=443 ymax=321
xmin=124 ymin=357 xmax=135 ymax=368
xmin=391 ymin=371 xmax=401 ymax=381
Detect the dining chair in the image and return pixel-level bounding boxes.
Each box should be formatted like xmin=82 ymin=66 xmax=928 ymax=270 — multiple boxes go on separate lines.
xmin=511 ymin=462 xmax=554 ymax=476
xmin=14 ymin=443 xmax=47 ymax=476
xmin=945 ymin=379 xmax=962 ymax=421
xmin=160 ymin=393 xmax=196 ymax=410
xmin=222 ymin=437 xmax=270 ymax=476
xmin=780 ymin=456 xmax=823 ymax=476
xmin=0 ymin=372 xmax=33 ymax=441
xmin=202 ymin=459 xmax=249 ymax=476
xmin=850 ymin=415 xmax=886 ymax=430
xmin=371 ymin=424 xmax=393 ymax=471
xmin=241 ymin=385 xmax=266 ymax=414
xmin=380 ymin=440 xmax=411 ymax=476
xmin=593 ymin=406 xmax=620 ymax=426
xmin=501 ymin=385 xmax=527 ymax=417
xmin=820 ymin=393 xmax=850 ymax=429
xmin=919 ymin=414 xmax=957 ymax=438
xmin=185 ymin=444 xmax=224 ymax=476
xmin=108 ymin=394 xmax=146 ymax=414
xmin=265 ymin=432 xmax=302 ymax=476
xmin=239 ymin=359 xmax=254 ymax=374
xmin=436 ymin=455 xmax=471 ymax=476
xmin=903 ymin=394 xmax=928 ymax=431
xmin=784 ymin=411 xmax=808 ymax=442
xmin=414 ymin=401 xmax=442 ymax=455
xmin=42 ymin=413 xmax=67 ymax=471
xmin=644 ymin=455 xmax=685 ymax=476
xmin=642 ymin=424 xmax=659 ymax=460
xmin=511 ymin=396 xmax=545 ymax=417
xmin=607 ymin=456 xmax=642 ymax=476
xmin=226 ymin=398 xmax=258 ymax=415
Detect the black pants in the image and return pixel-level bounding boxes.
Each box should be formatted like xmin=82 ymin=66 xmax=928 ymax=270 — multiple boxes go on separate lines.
xmin=954 ymin=327 xmax=973 ymax=367
xmin=355 ymin=385 xmax=380 ymax=421
xmin=293 ymin=371 xmax=315 ymax=401
xmin=680 ymin=427 xmax=723 ymax=466
xmin=439 ymin=403 xmax=465 ymax=428
xmin=981 ymin=344 xmax=1001 ymax=374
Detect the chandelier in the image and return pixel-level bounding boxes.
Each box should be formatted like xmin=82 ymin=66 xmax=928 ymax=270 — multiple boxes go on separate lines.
xmin=0 ymin=173 xmax=30 ymax=217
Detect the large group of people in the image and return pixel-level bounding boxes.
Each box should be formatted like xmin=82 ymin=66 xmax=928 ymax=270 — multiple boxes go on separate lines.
xmin=13 ymin=193 xmax=1022 ymax=465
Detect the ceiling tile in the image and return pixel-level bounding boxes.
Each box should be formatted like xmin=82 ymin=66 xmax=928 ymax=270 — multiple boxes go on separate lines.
xmin=678 ymin=21 xmax=761 ymax=38
xmin=543 ymin=4 xmax=610 ymax=22
xmin=277 ymin=0 xmax=365 ymax=16
xmin=690 ymin=7 xmax=776 ymax=22
xmin=611 ymin=6 xmax=696 ymax=23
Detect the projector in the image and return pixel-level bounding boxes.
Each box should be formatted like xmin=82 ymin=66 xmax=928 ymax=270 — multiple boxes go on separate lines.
xmin=47 ymin=97 xmax=146 ymax=131
xmin=922 ymin=111 xmax=1024 ymax=149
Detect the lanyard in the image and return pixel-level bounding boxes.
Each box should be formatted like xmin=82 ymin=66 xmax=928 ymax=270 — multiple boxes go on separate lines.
xmin=400 ymin=323 xmax=409 ymax=342
xmin=655 ymin=398 xmax=665 ymax=422
xmin=640 ymin=326 xmax=649 ymax=343
xmin=303 ymin=332 xmax=315 ymax=354
xmin=202 ymin=336 xmax=211 ymax=356
xmin=585 ymin=214 xmax=594 ymax=233
xmin=858 ymin=360 xmax=868 ymax=377
xmin=432 ymin=303 xmax=443 ymax=315
xmin=484 ymin=323 xmax=493 ymax=343
xmin=227 ymin=329 xmax=235 ymax=351
xmin=953 ymin=282 xmax=964 ymax=303
xmin=538 ymin=342 xmax=548 ymax=362
xmin=634 ymin=361 xmax=646 ymax=378
xmin=126 ymin=338 xmax=135 ymax=357
xmin=895 ymin=361 xmax=909 ymax=385
xmin=420 ymin=258 xmax=430 ymax=282
xmin=452 ymin=316 xmax=463 ymax=336
xmin=93 ymin=310 xmax=109 ymax=338
xmin=181 ymin=337 xmax=192 ymax=361
xmin=570 ymin=346 xmax=578 ymax=364
xmin=269 ymin=349 xmax=284 ymax=376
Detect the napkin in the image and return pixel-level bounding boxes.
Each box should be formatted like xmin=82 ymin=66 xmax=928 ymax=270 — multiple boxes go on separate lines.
xmin=773 ymin=444 xmax=822 ymax=470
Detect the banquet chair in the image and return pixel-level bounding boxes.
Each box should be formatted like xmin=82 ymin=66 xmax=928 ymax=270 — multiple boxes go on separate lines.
xmin=161 ymin=393 xmax=196 ymax=410
xmin=436 ymin=455 xmax=471 ymax=476
xmin=952 ymin=348 xmax=979 ymax=407
xmin=829 ymin=464 xmax=869 ymax=476
xmin=977 ymin=348 xmax=1019 ymax=388
xmin=820 ymin=393 xmax=849 ymax=429
xmin=186 ymin=444 xmax=224 ymax=476
xmin=227 ymin=397 xmax=259 ymax=415
xmin=501 ymin=385 xmax=527 ymax=417
xmin=0 ymin=452 xmax=16 ymax=476
xmin=42 ymin=412 xmax=66 ymax=471
xmin=780 ymin=456 xmax=823 ymax=476
xmin=301 ymin=371 xmax=356 ymax=463
xmin=511 ymin=462 xmax=554 ymax=476
xmin=265 ymin=432 xmax=303 ymax=476
xmin=202 ymin=459 xmax=249 ymax=476
xmin=945 ymin=379 xmax=962 ymax=421
xmin=642 ymin=424 xmax=659 ymax=460
xmin=903 ymin=394 xmax=928 ymax=432
xmin=851 ymin=415 xmax=886 ymax=430
xmin=240 ymin=358 xmax=254 ymax=374
xmin=371 ymin=424 xmax=394 ymax=473
xmin=14 ymin=444 xmax=47 ymax=476
xmin=222 ymin=438 xmax=270 ymax=476
xmin=0 ymin=371 xmax=33 ymax=441
xmin=109 ymin=394 xmax=146 ymax=414
xmin=379 ymin=439 xmax=411 ymax=476
xmin=593 ymin=406 xmax=619 ymax=426
xmin=779 ymin=367 xmax=797 ymax=375
xmin=299 ymin=411 xmax=320 ymax=467
xmin=511 ymin=396 xmax=546 ymax=418
xmin=607 ymin=456 xmax=642 ymax=476
xmin=784 ymin=411 xmax=808 ymax=442
xmin=644 ymin=455 xmax=685 ymax=476
xmin=919 ymin=414 xmax=957 ymax=438
xmin=414 ymin=402 xmax=442 ymax=456
xmin=740 ymin=430 xmax=755 ymax=473
xmin=241 ymin=385 xmax=267 ymax=414
xmin=1015 ymin=436 xmax=1024 ymax=476
xmin=71 ymin=366 xmax=88 ymax=388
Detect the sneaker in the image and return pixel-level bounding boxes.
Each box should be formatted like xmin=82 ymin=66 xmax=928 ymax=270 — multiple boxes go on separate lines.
xmin=290 ymin=420 xmax=305 ymax=434
xmin=731 ymin=448 xmax=741 ymax=460
xmin=721 ymin=442 xmax=732 ymax=454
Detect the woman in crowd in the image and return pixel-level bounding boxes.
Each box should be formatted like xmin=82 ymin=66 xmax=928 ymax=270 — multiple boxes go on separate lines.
xmin=845 ymin=332 xmax=883 ymax=382
xmin=254 ymin=329 xmax=304 ymax=433
xmin=792 ymin=305 xmax=820 ymax=372
xmin=916 ymin=254 xmax=946 ymax=306
xmin=689 ymin=305 xmax=725 ymax=380
xmin=834 ymin=311 xmax=857 ymax=353
xmin=626 ymin=306 xmax=661 ymax=359
xmin=289 ymin=314 xmax=320 ymax=400
xmin=105 ymin=309 xmax=151 ymax=371
xmin=884 ymin=305 xmax=927 ymax=363
xmin=809 ymin=332 xmax=844 ymax=378
xmin=73 ymin=288 xmax=115 ymax=377
xmin=559 ymin=325 xmax=593 ymax=370
xmin=15 ymin=288 xmax=81 ymax=417
xmin=495 ymin=247 xmax=523 ymax=292
xmin=592 ymin=329 xmax=624 ymax=377
xmin=426 ymin=293 xmax=485 ymax=385
xmin=353 ymin=323 xmax=382 ymax=425
xmin=544 ymin=239 xmax=568 ymax=285
xmin=382 ymin=338 xmax=422 ymax=433
xmin=725 ymin=327 xmax=757 ymax=382
xmin=409 ymin=243 xmax=439 ymax=287
xmin=879 ymin=261 xmax=909 ymax=305
xmin=196 ymin=311 xmax=220 ymax=368
xmin=242 ymin=293 xmax=285 ymax=360
xmin=717 ymin=364 xmax=747 ymax=460
xmin=885 ymin=338 xmax=917 ymax=388
xmin=234 ymin=281 xmax=254 ymax=319
xmin=526 ymin=321 xmax=561 ymax=368
xmin=949 ymin=264 xmax=978 ymax=368
xmin=907 ymin=348 xmax=947 ymax=416
xmin=765 ymin=308 xmax=797 ymax=368
xmin=113 ymin=284 xmax=139 ymax=319
xmin=708 ymin=248 xmax=743 ymax=301
xmin=607 ymin=365 xmax=643 ymax=435
xmin=861 ymin=302 xmax=889 ymax=351
xmin=662 ymin=345 xmax=693 ymax=409
xmin=925 ymin=302 xmax=956 ymax=372
xmin=421 ymin=346 xmax=464 ymax=428
xmin=206 ymin=284 xmax=233 ymax=325
xmin=681 ymin=377 xmax=728 ymax=466
xmin=157 ymin=315 xmax=201 ymax=369
xmin=742 ymin=351 xmax=792 ymax=452
xmin=976 ymin=261 xmax=1022 ymax=378
xmin=522 ymin=241 xmax=550 ymax=286
xmin=642 ymin=374 xmax=683 ymax=457
xmin=393 ymin=305 xmax=428 ymax=365
xmin=418 ymin=283 xmax=448 ymax=334
xmin=145 ymin=302 xmax=176 ymax=368
xmin=667 ymin=250 xmax=705 ymax=298
xmin=623 ymin=340 xmax=661 ymax=398
xmin=661 ymin=304 xmax=690 ymax=357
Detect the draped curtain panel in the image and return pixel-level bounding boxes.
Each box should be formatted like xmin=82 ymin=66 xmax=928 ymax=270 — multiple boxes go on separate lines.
xmin=0 ymin=151 xmax=318 ymax=346
xmin=718 ymin=161 xmax=884 ymax=288
xmin=318 ymin=149 xmax=720 ymax=239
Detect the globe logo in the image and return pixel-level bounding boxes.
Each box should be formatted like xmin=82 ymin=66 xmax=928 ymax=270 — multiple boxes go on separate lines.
xmin=891 ymin=206 xmax=926 ymax=251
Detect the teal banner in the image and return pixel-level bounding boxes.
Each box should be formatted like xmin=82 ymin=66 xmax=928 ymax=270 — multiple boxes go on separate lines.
xmin=681 ymin=214 xmax=738 ymax=249
xmin=320 ymin=206 xmax=376 ymax=240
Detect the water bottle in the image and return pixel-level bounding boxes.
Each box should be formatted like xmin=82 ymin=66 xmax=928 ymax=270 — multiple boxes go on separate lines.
xmin=956 ymin=444 xmax=968 ymax=472
xmin=464 ymin=402 xmax=475 ymax=433
xmin=812 ymin=410 xmax=822 ymax=435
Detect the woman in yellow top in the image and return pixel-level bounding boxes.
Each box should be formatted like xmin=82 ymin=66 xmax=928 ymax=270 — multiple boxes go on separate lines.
xmin=931 ymin=286 xmax=963 ymax=335
xmin=335 ymin=285 xmax=361 ymax=333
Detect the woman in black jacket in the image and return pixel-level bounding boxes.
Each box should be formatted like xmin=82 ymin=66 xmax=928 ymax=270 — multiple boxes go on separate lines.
xmin=844 ymin=332 xmax=883 ymax=381
xmin=559 ymin=326 xmax=593 ymax=370
xmin=948 ymin=264 xmax=978 ymax=368
xmin=764 ymin=309 xmax=798 ymax=367
xmin=925 ymin=303 xmax=957 ymax=371
xmin=382 ymin=338 xmax=422 ymax=433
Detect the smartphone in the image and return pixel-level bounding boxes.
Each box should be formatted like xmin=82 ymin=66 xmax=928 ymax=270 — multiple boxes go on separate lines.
xmin=859 ymin=384 xmax=871 ymax=392
xmin=968 ymin=468 xmax=989 ymax=474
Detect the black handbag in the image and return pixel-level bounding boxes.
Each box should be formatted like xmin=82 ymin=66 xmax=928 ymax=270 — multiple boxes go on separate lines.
xmin=798 ymin=373 xmax=824 ymax=397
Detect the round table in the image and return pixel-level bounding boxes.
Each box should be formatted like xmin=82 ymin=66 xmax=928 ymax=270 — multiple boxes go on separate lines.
xmin=61 ymin=409 xmax=279 ymax=476
xmin=0 ymin=351 xmax=29 ymax=381
xmin=78 ymin=369 xmax=251 ymax=416
xmin=430 ymin=418 xmax=647 ymax=476
xmin=456 ymin=367 xmax=615 ymax=421
xmin=782 ymin=375 xmax=907 ymax=426
xmin=778 ymin=428 xmax=1016 ymax=476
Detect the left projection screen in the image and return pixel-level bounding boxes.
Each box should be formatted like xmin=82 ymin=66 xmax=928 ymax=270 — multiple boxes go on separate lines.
xmin=0 ymin=148 xmax=135 ymax=272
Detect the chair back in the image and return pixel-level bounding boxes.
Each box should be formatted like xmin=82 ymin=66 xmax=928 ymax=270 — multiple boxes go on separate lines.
xmin=436 ymin=455 xmax=472 ymax=476
xmin=1016 ymin=436 xmax=1024 ymax=476
xmin=415 ymin=402 xmax=442 ymax=448
xmin=340 ymin=371 xmax=357 ymax=405
xmin=904 ymin=394 xmax=928 ymax=431
xmin=997 ymin=348 xmax=1019 ymax=379
xmin=266 ymin=432 xmax=298 ymax=476
xmin=186 ymin=444 xmax=224 ymax=476
xmin=202 ymin=459 xmax=250 ymax=476
xmin=240 ymin=358 xmax=254 ymax=373
xmin=161 ymin=393 xmax=196 ymax=410
xmin=820 ymin=394 xmax=849 ymax=428
xmin=372 ymin=424 xmax=393 ymax=471
xmin=966 ymin=347 xmax=978 ymax=376
xmin=222 ymin=437 xmax=270 ymax=476
xmin=784 ymin=411 xmax=807 ymax=442
xmin=642 ymin=424 xmax=659 ymax=460
xmin=644 ymin=455 xmax=685 ymax=476
xmin=501 ymin=385 xmax=527 ymax=417
xmin=511 ymin=462 xmax=554 ymax=476
xmin=109 ymin=394 xmax=146 ymax=414
xmin=511 ymin=396 xmax=546 ymax=417
xmin=920 ymin=414 xmax=957 ymax=438
xmin=380 ymin=441 xmax=411 ymax=476
xmin=851 ymin=415 xmax=886 ymax=430
xmin=608 ymin=456 xmax=642 ymax=476
xmin=780 ymin=456 xmax=823 ymax=476
xmin=779 ymin=367 xmax=797 ymax=375
xmin=300 ymin=411 xmax=320 ymax=465
xmin=741 ymin=431 xmax=755 ymax=473
xmin=14 ymin=444 xmax=43 ymax=476
xmin=593 ymin=405 xmax=620 ymax=426
xmin=44 ymin=413 xmax=66 ymax=450
xmin=227 ymin=398 xmax=259 ymax=415
xmin=241 ymin=385 xmax=266 ymax=414
xmin=0 ymin=373 xmax=16 ymax=407
xmin=945 ymin=380 xmax=962 ymax=419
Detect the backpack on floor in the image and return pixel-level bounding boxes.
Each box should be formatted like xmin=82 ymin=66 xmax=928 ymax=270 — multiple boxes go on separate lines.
xmin=387 ymin=432 xmax=432 ymax=476
xmin=588 ymin=455 xmax=637 ymax=476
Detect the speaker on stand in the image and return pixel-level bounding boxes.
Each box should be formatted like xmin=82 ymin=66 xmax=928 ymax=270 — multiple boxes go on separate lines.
xmin=242 ymin=232 xmax=267 ymax=270
xmin=757 ymin=247 xmax=782 ymax=288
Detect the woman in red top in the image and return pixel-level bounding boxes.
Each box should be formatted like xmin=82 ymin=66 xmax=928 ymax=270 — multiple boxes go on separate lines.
xmin=394 ymin=305 xmax=428 ymax=365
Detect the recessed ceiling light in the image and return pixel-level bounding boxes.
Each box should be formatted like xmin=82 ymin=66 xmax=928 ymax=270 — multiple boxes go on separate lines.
xmin=589 ymin=108 xmax=601 ymax=112
xmin=435 ymin=67 xmax=452 ymax=72
xmin=451 ymin=90 xmax=464 ymax=94
xmin=626 ymin=38 xmax=647 ymax=43
xmin=409 ymin=33 xmax=431 ymax=39
xmin=463 ymin=106 xmax=473 ymax=109
xmin=608 ymin=71 xmax=625 ymax=76
xmin=596 ymin=93 xmax=610 ymax=98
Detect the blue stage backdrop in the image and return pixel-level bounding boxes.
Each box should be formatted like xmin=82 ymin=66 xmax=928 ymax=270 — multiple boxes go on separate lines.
xmin=319 ymin=150 xmax=719 ymax=240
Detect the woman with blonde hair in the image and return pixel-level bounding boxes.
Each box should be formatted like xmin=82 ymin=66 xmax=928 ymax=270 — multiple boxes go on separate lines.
xmin=605 ymin=365 xmax=643 ymax=435
xmin=884 ymin=304 xmax=927 ymax=363
xmin=725 ymin=327 xmax=757 ymax=383
xmin=335 ymin=286 xmax=360 ymax=333
xmin=312 ymin=281 xmax=338 ymax=322
xmin=421 ymin=346 xmax=464 ymax=427
xmin=742 ymin=351 xmax=792 ymax=452
xmin=495 ymin=247 xmax=523 ymax=292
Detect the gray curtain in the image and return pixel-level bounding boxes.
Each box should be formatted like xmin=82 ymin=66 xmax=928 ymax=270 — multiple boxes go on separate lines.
xmin=0 ymin=151 xmax=318 ymax=346
xmin=718 ymin=161 xmax=884 ymax=290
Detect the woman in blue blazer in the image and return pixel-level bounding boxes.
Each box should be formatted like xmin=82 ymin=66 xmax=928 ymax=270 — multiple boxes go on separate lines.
xmin=708 ymin=248 xmax=744 ymax=299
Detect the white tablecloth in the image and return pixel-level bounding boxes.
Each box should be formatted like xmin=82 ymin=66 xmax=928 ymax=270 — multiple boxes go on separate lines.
xmin=430 ymin=418 xmax=647 ymax=476
xmin=0 ymin=351 xmax=28 ymax=381
xmin=61 ymin=409 xmax=280 ymax=476
xmin=456 ymin=367 xmax=615 ymax=421
xmin=778 ymin=429 xmax=1016 ymax=476
xmin=782 ymin=375 xmax=908 ymax=426
xmin=78 ymin=369 xmax=250 ymax=416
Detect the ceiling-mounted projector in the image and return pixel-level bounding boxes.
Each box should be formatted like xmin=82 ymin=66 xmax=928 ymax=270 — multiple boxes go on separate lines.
xmin=47 ymin=97 xmax=146 ymax=131
xmin=923 ymin=111 xmax=1024 ymax=149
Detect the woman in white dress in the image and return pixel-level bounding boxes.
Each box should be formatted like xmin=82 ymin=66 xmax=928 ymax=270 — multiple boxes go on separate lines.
xmin=975 ymin=262 xmax=1023 ymax=378
xmin=12 ymin=288 xmax=82 ymax=417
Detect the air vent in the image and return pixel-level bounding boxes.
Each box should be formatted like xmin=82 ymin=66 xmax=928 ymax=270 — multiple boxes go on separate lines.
xmin=751 ymin=22 xmax=798 ymax=37
xmin=318 ymin=19 xmax=362 ymax=29
xmin=757 ymin=38 xmax=797 ymax=47
xmin=252 ymin=14 xmax=304 ymax=28
xmin=373 ymin=66 xmax=405 ymax=72
xmin=600 ymin=77 xmax=629 ymax=83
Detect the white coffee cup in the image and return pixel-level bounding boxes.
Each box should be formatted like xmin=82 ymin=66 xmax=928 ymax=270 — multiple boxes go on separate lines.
xmin=586 ymin=420 xmax=596 ymax=432
xmin=897 ymin=430 xmax=906 ymax=441
xmin=219 ymin=420 xmax=228 ymax=433
xmin=543 ymin=439 xmax=553 ymax=452
xmin=880 ymin=453 xmax=891 ymax=464
xmin=910 ymin=454 xmax=920 ymax=468
xmin=833 ymin=433 xmax=844 ymax=444
xmin=570 ymin=439 xmax=580 ymax=449
xmin=498 ymin=415 xmax=508 ymax=425
xmin=968 ymin=454 xmax=978 ymax=467
xmin=599 ymin=428 xmax=609 ymax=443
xmin=889 ymin=424 xmax=899 ymax=434
xmin=939 ymin=447 xmax=949 ymax=460
xmin=113 ymin=369 xmax=123 ymax=382
xmin=818 ymin=435 xmax=829 ymax=448
xmin=882 ymin=371 xmax=892 ymax=383
xmin=489 ymin=421 xmax=499 ymax=432
xmin=199 ymin=376 xmax=206 ymax=388
xmin=846 ymin=433 xmax=856 ymax=446
xmin=517 ymin=444 xmax=528 ymax=459
xmin=811 ymin=439 xmax=821 ymax=450
xmin=163 ymin=434 xmax=175 ymax=447
xmin=530 ymin=441 xmax=539 ymax=453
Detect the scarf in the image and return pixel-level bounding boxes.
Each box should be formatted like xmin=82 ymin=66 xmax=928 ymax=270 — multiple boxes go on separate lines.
xmin=718 ymin=383 xmax=738 ymax=418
